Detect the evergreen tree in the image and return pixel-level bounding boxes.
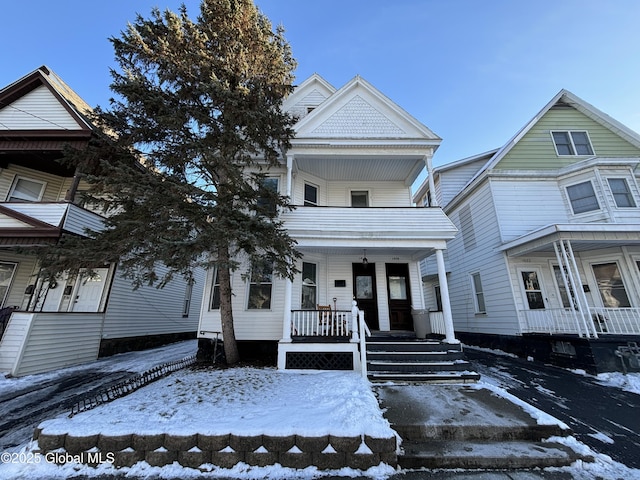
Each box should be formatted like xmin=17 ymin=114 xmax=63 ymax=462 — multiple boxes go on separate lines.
xmin=37 ymin=0 xmax=300 ymax=364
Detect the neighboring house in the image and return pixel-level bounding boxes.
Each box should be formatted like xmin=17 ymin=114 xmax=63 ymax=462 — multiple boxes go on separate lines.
xmin=198 ymin=74 xmax=459 ymax=371
xmin=0 ymin=66 xmax=204 ymax=377
xmin=415 ymin=89 xmax=640 ymax=373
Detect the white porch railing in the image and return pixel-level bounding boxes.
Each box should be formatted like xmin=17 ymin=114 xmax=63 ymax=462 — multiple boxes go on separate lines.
xmin=520 ymin=307 xmax=640 ymax=337
xmin=291 ymin=310 xmax=353 ymax=337
xmin=429 ymin=311 xmax=446 ymax=335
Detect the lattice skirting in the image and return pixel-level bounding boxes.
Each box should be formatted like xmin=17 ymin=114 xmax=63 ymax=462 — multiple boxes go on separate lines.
xmin=286 ymin=352 xmax=353 ymax=370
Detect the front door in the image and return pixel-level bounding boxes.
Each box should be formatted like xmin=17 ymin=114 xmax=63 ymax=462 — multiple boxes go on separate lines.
xmin=386 ymin=263 xmax=413 ymax=330
xmin=353 ymin=263 xmax=379 ymax=330
xmin=72 ymin=268 xmax=109 ymax=312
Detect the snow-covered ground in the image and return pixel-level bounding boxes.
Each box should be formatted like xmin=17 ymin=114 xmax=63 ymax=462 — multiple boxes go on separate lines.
xmin=1 ymin=340 xmax=639 ymax=479
xmin=465 ymin=344 xmax=640 ymax=395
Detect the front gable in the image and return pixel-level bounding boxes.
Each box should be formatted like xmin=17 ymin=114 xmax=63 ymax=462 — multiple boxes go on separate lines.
xmin=0 ymin=66 xmax=92 ymax=136
xmin=483 ymin=90 xmax=640 ymax=172
xmin=283 ymin=73 xmax=336 ymax=122
xmin=496 ymin=102 xmax=640 ymax=170
xmin=293 ymin=75 xmax=440 ymax=143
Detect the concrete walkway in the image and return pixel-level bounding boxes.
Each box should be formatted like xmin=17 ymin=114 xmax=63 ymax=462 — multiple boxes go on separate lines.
xmin=375 ymin=384 xmax=586 ymax=470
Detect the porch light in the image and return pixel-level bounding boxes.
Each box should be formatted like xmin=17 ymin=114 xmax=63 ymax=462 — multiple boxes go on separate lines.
xmin=362 ymin=249 xmax=368 ymax=266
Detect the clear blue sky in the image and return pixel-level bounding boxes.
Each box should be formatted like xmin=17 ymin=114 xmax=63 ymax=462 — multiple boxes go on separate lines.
xmin=1 ymin=0 xmax=639 ymax=168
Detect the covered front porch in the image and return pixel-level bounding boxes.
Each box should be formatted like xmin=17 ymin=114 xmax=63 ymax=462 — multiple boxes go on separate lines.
xmin=277 ymin=206 xmax=460 ymax=371
xmin=501 ymin=224 xmax=640 ymax=338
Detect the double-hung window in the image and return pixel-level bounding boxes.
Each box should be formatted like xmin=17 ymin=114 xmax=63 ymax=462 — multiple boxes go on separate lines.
xmin=7 ymin=177 xmax=45 ymax=202
xmin=247 ymin=261 xmax=274 ymax=310
xmin=0 ymin=262 xmax=17 ymax=307
xmin=304 ymin=183 xmax=318 ymax=206
xmin=210 ymin=268 xmax=221 ymax=310
xmin=257 ymin=177 xmax=279 ymax=216
xmin=608 ymin=178 xmax=636 ymax=208
xmin=471 ymin=272 xmax=486 ymax=314
xmin=551 ymin=131 xmax=594 ymax=156
xmin=566 ymin=181 xmax=599 ymax=214
xmin=351 ymin=191 xmax=369 ymax=207
xmin=301 ymin=262 xmax=317 ymax=309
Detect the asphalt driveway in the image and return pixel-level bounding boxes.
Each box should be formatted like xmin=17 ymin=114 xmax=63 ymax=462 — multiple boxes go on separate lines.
xmin=464 ymin=347 xmax=640 ymax=469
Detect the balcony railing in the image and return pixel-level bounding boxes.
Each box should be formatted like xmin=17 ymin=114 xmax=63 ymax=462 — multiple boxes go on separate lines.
xmin=520 ymin=307 xmax=640 ymax=337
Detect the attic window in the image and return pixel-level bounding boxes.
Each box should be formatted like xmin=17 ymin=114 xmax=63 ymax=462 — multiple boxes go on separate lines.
xmin=306 ymin=107 xmax=315 ymax=114
xmin=551 ymin=131 xmax=594 ymax=156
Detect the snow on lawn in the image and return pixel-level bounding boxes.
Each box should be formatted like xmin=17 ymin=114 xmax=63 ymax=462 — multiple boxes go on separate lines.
xmin=38 ymin=367 xmax=395 ymax=439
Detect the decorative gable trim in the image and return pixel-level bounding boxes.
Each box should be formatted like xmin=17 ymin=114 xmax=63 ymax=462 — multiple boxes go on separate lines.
xmin=311 ymin=95 xmax=406 ymax=136
xmin=292 ymin=74 xmax=440 ymax=143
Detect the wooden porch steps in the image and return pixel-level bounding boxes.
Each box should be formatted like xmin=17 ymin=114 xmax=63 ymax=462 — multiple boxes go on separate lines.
xmin=366 ymin=336 xmax=480 ymax=383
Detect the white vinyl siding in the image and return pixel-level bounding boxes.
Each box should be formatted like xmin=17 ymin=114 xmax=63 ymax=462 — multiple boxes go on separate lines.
xmin=0 ymin=85 xmax=82 ymax=131
xmin=328 ymin=181 xmax=411 ymax=207
xmin=101 ymin=266 xmax=204 ymax=339
xmin=445 ymin=182 xmax=518 ymax=335
xmin=0 ymin=312 xmax=103 ymax=376
xmin=491 ymin=178 xmax=568 ymax=242
xmin=436 ymin=158 xmax=490 ymax=208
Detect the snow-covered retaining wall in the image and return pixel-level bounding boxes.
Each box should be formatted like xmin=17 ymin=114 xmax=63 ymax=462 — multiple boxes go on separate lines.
xmin=33 ymin=431 xmax=397 ymax=470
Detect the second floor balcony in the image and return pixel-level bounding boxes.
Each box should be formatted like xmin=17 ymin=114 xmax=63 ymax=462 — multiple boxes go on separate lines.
xmin=281 ymin=206 xmax=457 ymax=255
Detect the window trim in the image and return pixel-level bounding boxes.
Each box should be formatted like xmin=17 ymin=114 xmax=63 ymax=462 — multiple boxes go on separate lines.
xmin=607 ymin=177 xmax=636 ymax=208
xmin=551 ymin=130 xmax=594 ymax=156
xmin=301 ymin=261 xmax=318 ymax=309
xmin=566 ymin=180 xmax=600 ymax=215
xmin=517 ymin=267 xmax=546 ymax=310
xmin=0 ymin=261 xmax=18 ymax=307
xmin=590 ymin=260 xmax=632 ymax=308
xmin=257 ymin=176 xmax=280 ymax=216
xmin=7 ymin=176 xmax=46 ymax=202
xmin=470 ymin=272 xmax=486 ymax=314
xmin=350 ymin=190 xmax=370 ymax=208
xmin=303 ymin=182 xmax=319 ymax=206
xmin=247 ymin=261 xmax=274 ymax=310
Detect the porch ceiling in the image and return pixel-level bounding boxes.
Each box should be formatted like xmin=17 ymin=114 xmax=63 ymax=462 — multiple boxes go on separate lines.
xmin=293 ymin=154 xmax=425 ymax=185
xmin=295 ymin=245 xmax=439 ymax=261
xmin=500 ymin=223 xmax=640 ymax=257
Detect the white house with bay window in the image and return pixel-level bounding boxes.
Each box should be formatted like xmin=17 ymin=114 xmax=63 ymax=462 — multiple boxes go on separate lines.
xmin=414 ymin=89 xmax=640 ymax=373
xmin=197 ymin=74 xmax=459 ymax=371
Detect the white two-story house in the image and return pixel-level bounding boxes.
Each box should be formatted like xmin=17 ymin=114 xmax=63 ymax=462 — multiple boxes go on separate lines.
xmin=415 ymin=89 xmax=640 ymax=373
xmin=0 ymin=66 xmax=204 ymax=377
xmin=197 ymin=74 xmax=459 ymax=372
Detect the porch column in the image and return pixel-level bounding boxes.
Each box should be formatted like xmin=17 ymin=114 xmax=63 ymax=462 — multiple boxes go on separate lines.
xmin=423 ymin=150 xmax=437 ymax=207
xmin=286 ymin=154 xmax=293 ymax=198
xmin=435 ymin=248 xmax=458 ymax=344
xmin=282 ymin=277 xmax=293 ymax=342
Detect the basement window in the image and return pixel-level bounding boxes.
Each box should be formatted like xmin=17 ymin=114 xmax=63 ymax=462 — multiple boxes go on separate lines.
xmin=552 ymin=341 xmax=576 ymax=357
